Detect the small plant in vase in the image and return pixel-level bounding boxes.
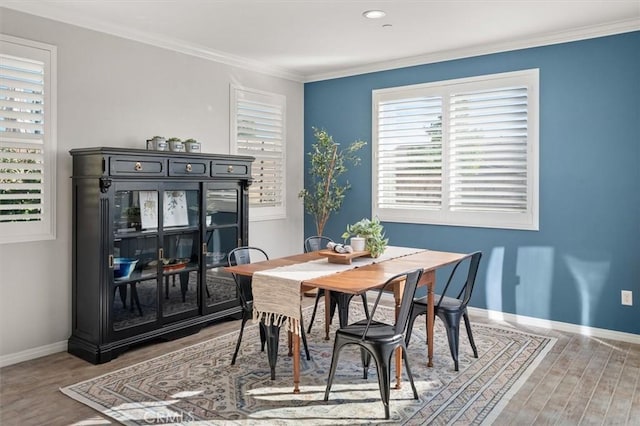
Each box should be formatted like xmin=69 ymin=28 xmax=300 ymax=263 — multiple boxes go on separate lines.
xmin=341 ymin=217 xmax=388 ymax=257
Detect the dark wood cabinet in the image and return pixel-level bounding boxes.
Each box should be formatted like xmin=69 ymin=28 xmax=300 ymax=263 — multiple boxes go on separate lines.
xmin=68 ymin=147 xmax=253 ymax=363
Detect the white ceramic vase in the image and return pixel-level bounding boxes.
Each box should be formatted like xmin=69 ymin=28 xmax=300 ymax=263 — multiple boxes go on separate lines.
xmin=350 ymin=237 xmax=366 ymax=252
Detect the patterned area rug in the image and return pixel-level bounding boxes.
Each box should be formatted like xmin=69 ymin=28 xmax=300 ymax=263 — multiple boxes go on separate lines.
xmin=61 ymin=302 xmax=555 ymax=425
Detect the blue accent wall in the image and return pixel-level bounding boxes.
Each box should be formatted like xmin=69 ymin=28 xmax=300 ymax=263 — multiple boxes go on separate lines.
xmin=303 ymin=32 xmax=640 ymax=335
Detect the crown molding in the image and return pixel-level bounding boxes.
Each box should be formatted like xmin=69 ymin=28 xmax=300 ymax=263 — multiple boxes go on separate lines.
xmin=303 ymin=18 xmax=640 ymax=83
xmin=0 ymin=3 xmax=305 ymax=82
xmin=3 ymin=3 xmax=638 ymax=84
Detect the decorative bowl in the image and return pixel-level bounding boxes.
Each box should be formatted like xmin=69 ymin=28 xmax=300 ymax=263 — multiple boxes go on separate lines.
xmin=162 ymin=258 xmax=189 ymax=271
xmin=114 ymin=257 xmax=138 ymax=279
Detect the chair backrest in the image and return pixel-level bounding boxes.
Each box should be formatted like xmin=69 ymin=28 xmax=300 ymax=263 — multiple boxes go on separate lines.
xmin=437 ymin=251 xmax=482 ymax=310
xmin=227 ymin=246 xmax=269 ymax=309
xmin=363 ymin=268 xmax=423 ymax=337
xmin=304 ymin=235 xmax=334 ymax=253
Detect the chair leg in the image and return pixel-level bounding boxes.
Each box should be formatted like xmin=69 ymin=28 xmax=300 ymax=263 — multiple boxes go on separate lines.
xmin=401 ymin=343 xmax=419 ymax=400
xmin=130 ymin=283 xmax=143 ymax=317
xmin=259 ymin=322 xmax=266 ymax=352
xmin=324 ymin=338 xmax=344 ymax=401
xmin=332 ymin=293 xmax=354 ymax=328
xmin=231 ymin=314 xmax=250 ymax=365
xmin=361 ymin=347 xmax=371 ymax=379
xmin=405 ymin=303 xmax=425 ymax=347
xmin=333 ymin=292 xmax=370 ymax=328
xmin=440 ymin=313 xmax=462 ymax=371
xmin=264 ymin=323 xmax=282 ymax=380
xmin=329 ymin=297 xmax=338 ymax=323
xmin=300 ymin=315 xmax=311 ymax=360
xmin=360 ymin=293 xmax=370 ymax=319
xmin=463 ymin=311 xmax=478 ymax=358
xmin=179 ymin=271 xmax=188 ymax=303
xmin=301 ymin=331 xmax=311 ymax=360
xmin=370 ymin=346 xmax=394 ymax=420
xmin=117 ymin=285 xmax=127 ymax=308
xmin=307 ymin=290 xmax=323 ymax=334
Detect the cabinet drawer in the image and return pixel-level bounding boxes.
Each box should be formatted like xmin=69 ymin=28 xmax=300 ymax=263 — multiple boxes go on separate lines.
xmin=169 ymin=159 xmax=208 ymax=176
xmin=211 ymin=161 xmax=250 ymax=177
xmin=109 ymin=158 xmax=166 ymax=176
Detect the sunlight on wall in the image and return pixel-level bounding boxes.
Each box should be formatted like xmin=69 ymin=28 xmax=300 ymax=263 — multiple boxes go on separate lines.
xmin=485 ymin=246 xmax=555 ymax=318
xmin=485 ymin=247 xmax=505 ymax=312
xmin=564 ymin=253 xmax=611 ymax=327
xmin=515 ymin=247 xmax=555 ymax=318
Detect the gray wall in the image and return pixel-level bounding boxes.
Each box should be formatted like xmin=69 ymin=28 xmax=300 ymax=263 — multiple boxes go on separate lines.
xmin=0 ymin=8 xmax=304 ymax=361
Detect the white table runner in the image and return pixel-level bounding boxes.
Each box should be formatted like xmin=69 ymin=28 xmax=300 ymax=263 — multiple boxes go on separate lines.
xmin=252 ymin=246 xmax=425 ymax=335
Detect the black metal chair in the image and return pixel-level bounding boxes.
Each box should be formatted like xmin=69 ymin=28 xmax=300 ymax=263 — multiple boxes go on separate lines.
xmin=228 ymin=246 xmax=268 ymax=365
xmin=304 ymin=235 xmax=370 ymax=333
xmin=405 ymin=251 xmax=482 ymax=371
xmin=324 ymin=268 xmax=423 ymax=420
xmin=228 ymin=246 xmax=311 ymax=375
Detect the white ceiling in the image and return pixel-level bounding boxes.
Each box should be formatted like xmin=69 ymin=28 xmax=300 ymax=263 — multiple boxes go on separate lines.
xmin=2 ymin=0 xmax=639 ymax=82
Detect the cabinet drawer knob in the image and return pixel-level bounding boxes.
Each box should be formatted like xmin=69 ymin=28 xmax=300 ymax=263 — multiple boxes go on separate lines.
xmin=227 ymin=165 xmax=234 ymax=173
xmin=134 ymin=162 xmax=142 ymax=171
xmin=186 ymin=164 xmax=192 ymax=172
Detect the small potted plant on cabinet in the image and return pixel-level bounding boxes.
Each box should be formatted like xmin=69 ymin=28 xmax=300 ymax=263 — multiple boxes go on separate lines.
xmin=341 ymin=217 xmax=388 ymax=257
xmin=167 ymin=137 xmax=185 ymax=152
xmin=184 ymin=138 xmax=201 ymax=153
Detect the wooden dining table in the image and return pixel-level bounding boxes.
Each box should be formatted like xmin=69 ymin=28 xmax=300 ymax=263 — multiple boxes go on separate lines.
xmin=225 ymin=247 xmax=467 ymax=393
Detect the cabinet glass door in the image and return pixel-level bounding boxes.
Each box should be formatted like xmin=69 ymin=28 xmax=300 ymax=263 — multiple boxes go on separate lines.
xmin=111 ymin=188 xmax=159 ymax=333
xmin=160 ymin=187 xmax=200 ymax=322
xmin=203 ymin=186 xmax=241 ymax=312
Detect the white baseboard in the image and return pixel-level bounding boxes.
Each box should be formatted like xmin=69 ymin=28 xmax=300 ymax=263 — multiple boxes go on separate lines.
xmin=376 ymin=291 xmax=639 ymax=344
xmin=467 ymin=306 xmax=640 ymax=345
xmin=0 ymin=340 xmax=68 ymax=368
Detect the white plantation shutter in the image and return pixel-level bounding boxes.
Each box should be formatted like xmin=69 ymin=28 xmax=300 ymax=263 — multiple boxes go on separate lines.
xmin=231 ymin=86 xmax=286 ymax=220
xmin=373 ymin=70 xmax=538 ymax=230
xmin=449 ymin=86 xmax=529 ymax=212
xmin=0 ymin=35 xmax=56 ymax=243
xmin=377 ymin=96 xmax=442 ymax=210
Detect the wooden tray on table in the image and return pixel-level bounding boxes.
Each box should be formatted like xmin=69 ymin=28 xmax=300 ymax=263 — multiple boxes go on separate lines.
xmin=317 ymin=249 xmax=370 ymax=264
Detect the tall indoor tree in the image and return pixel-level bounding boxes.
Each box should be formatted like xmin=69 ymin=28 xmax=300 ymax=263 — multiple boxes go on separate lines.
xmin=298 ymin=127 xmax=366 ymax=236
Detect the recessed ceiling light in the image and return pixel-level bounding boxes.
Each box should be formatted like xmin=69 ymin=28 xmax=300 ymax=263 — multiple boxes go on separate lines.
xmin=362 ymin=10 xmax=386 ymax=19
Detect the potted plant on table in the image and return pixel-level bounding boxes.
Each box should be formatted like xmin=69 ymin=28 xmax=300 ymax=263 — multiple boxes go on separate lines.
xmin=341 ymin=217 xmax=388 ymax=257
xmin=298 ymin=127 xmax=366 ymax=236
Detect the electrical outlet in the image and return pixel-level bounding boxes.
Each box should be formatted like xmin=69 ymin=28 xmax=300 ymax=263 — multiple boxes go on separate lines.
xmin=621 ymin=290 xmax=633 ymax=306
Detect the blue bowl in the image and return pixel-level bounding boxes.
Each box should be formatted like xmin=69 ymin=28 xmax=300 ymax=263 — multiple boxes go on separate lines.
xmin=114 ymin=258 xmax=138 ymax=279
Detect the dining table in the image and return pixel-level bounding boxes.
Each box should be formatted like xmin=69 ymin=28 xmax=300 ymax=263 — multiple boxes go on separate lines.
xmin=225 ymin=246 xmax=467 ymax=393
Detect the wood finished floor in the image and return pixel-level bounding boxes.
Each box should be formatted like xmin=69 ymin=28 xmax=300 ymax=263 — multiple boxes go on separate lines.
xmin=1 ymin=301 xmax=639 ymax=425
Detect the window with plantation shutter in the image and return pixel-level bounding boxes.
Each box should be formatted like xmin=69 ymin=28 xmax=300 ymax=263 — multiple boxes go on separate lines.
xmin=231 ymin=86 xmax=286 ymax=220
xmin=373 ymin=69 xmax=538 ymax=230
xmin=0 ymin=35 xmax=57 ymax=243
xmin=377 ymin=96 xmax=443 ymax=211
